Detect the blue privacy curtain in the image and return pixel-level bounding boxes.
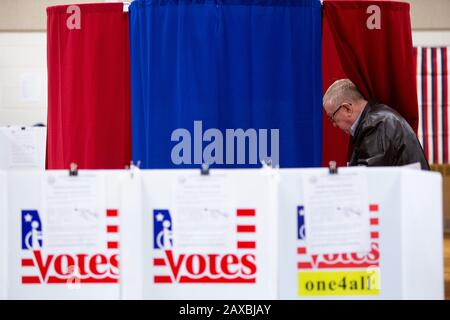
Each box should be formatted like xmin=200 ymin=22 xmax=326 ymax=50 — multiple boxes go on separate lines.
xmin=129 ymin=0 xmax=322 ymax=168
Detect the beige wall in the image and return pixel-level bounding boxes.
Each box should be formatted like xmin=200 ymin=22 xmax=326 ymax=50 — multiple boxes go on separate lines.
xmin=0 ymin=0 xmax=449 ymax=31
xmin=409 ymin=0 xmax=450 ymax=30
xmin=0 ymin=33 xmax=47 ymax=126
xmin=1 ymin=0 xmax=450 ymax=31
xmin=0 ymin=0 xmax=124 ymax=126
xmin=0 ymin=0 xmax=118 ymax=31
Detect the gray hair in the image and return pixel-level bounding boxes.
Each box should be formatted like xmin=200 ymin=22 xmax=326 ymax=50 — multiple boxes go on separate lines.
xmin=323 ymin=79 xmax=364 ymax=107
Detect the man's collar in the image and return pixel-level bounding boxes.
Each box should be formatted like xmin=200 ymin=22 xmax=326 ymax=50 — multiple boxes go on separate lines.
xmin=350 ymin=101 xmax=372 ymax=140
xmin=350 ymin=108 xmax=364 ymax=136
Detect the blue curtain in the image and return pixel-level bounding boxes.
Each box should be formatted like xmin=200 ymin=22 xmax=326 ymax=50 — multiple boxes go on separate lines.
xmin=129 ymin=0 xmax=322 ymax=168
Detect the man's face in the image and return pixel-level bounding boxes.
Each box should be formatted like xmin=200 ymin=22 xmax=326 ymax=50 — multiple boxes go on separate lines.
xmin=324 ymin=102 xmax=354 ymax=134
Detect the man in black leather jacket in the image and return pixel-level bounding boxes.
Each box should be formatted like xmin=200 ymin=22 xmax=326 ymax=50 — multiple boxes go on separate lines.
xmin=323 ymin=79 xmax=430 ymax=170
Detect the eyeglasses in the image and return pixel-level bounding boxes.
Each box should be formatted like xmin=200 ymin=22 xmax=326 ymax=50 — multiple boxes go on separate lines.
xmin=327 ymin=103 xmax=352 ymax=123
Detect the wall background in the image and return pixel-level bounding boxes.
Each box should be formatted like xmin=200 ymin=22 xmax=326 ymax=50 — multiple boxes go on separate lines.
xmin=0 ymin=0 xmax=449 ymax=126
xmin=0 ymin=0 xmax=121 ymax=126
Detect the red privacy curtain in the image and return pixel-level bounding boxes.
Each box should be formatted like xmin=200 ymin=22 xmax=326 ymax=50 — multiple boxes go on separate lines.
xmin=46 ymin=3 xmax=131 ymax=169
xmin=322 ymin=0 xmax=418 ymax=167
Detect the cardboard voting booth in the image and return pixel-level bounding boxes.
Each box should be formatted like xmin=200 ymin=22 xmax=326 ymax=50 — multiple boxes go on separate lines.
xmin=278 ymin=167 xmax=444 ymax=300
xmin=0 ymin=167 xmax=445 ymax=299
xmin=0 ymin=127 xmax=46 ymax=170
xmin=3 ymin=170 xmax=125 ymax=299
xmin=124 ymin=170 xmax=279 ymax=300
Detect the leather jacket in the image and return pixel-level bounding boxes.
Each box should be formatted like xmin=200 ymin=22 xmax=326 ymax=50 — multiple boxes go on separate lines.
xmin=349 ymin=101 xmax=430 ymax=170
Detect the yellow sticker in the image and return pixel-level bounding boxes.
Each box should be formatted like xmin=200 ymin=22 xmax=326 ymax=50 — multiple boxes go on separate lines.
xmin=298 ymin=270 xmax=380 ymax=296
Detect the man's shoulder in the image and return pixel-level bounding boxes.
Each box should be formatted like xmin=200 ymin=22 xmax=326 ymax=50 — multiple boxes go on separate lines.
xmin=353 ymin=101 xmax=410 ymax=143
xmin=364 ymin=102 xmax=403 ymax=126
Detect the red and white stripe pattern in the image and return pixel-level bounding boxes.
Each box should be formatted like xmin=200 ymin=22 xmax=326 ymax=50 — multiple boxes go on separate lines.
xmin=236 ymin=208 xmax=256 ymax=251
xmin=21 ymin=209 xmax=120 ymax=284
xmin=297 ymin=204 xmax=380 ymax=270
xmin=106 ymin=209 xmax=120 ymax=251
xmin=414 ymin=47 xmax=449 ymax=164
xmin=153 ymin=208 xmax=256 ymax=284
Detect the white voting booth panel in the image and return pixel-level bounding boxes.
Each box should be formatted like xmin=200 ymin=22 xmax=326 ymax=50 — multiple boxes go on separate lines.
xmin=4 ymin=170 xmax=126 ymax=299
xmin=133 ymin=170 xmax=279 ymax=299
xmin=0 ymin=127 xmax=46 ymax=170
xmin=278 ymin=167 xmax=444 ymax=300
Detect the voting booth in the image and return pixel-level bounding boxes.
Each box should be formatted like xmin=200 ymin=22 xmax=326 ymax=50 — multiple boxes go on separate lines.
xmin=2 ymin=171 xmax=125 ymax=299
xmin=278 ymin=167 xmax=444 ymax=300
xmin=0 ymin=168 xmax=444 ymax=299
xmin=122 ymin=170 xmax=279 ymax=300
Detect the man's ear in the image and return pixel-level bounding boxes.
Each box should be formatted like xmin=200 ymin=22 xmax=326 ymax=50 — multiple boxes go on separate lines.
xmin=343 ymin=103 xmax=353 ymax=115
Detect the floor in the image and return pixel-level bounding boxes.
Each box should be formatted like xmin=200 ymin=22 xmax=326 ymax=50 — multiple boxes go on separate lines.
xmin=445 ymin=233 xmax=450 ymax=300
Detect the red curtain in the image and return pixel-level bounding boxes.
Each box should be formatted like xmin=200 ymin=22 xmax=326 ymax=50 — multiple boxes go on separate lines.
xmin=46 ymin=3 xmax=131 ymax=169
xmin=322 ymin=0 xmax=418 ymax=167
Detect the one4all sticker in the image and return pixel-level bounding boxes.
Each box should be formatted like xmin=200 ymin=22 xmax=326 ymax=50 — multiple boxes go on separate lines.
xmin=296 ymin=204 xmax=381 ymax=297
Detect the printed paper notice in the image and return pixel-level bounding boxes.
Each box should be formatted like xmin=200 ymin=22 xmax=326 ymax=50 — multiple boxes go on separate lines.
xmin=303 ymin=169 xmax=370 ymax=255
xmin=42 ymin=173 xmax=106 ymax=252
xmin=171 ymin=174 xmax=236 ymax=253
xmin=0 ymin=127 xmax=39 ymax=169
